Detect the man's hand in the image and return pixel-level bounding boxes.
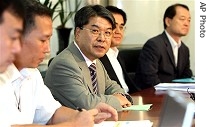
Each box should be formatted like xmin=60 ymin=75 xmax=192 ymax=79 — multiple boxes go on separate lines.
xmin=93 ymin=102 xmax=118 ymax=124
xmin=113 ymin=93 xmax=132 ymax=108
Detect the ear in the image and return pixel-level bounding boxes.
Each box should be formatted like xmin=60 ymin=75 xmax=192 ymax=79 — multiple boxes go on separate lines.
xmin=165 ymin=17 xmax=171 ymax=28
xmin=75 ymin=27 xmax=81 ymax=39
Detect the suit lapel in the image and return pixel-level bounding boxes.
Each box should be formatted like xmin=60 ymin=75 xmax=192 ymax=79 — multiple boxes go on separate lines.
xmin=163 ymin=32 xmax=176 ymax=67
xmin=68 ymin=42 xmax=94 ymax=93
xmin=176 ymin=44 xmax=184 ymax=74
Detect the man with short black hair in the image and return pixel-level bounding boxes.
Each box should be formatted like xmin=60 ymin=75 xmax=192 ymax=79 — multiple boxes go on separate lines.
xmin=0 ymin=0 xmax=24 ymax=73
xmin=135 ymin=3 xmax=193 ymax=89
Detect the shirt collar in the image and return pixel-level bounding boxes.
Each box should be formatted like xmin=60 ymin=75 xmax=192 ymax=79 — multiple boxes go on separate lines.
xmin=106 ymin=47 xmax=119 ymax=58
xmin=74 ymin=41 xmax=96 ymax=67
xmin=165 ymin=30 xmax=181 ymax=48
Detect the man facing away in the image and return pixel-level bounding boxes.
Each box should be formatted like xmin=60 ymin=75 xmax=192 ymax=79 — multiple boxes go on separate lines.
xmin=44 ymin=5 xmax=132 ymax=112
xmin=135 ymin=3 xmax=193 ymax=89
xmin=0 ymin=0 xmax=23 ymax=73
xmin=0 ymin=1 xmax=117 ymax=126
xmin=99 ymin=5 xmax=140 ymax=94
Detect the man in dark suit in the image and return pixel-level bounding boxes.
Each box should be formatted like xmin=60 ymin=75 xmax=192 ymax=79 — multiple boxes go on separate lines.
xmin=135 ymin=3 xmax=193 ymax=89
xmin=44 ymin=5 xmax=131 ymax=112
xmin=100 ymin=6 xmax=140 ymax=94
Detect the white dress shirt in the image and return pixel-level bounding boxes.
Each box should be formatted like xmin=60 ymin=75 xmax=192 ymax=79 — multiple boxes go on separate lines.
xmin=0 ymin=64 xmax=61 ymax=126
xmin=165 ymin=31 xmax=181 ymax=67
xmin=106 ymin=47 xmax=129 ymax=93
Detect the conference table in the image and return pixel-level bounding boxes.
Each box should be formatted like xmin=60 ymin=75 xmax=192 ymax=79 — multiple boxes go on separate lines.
xmin=111 ymin=87 xmax=195 ymax=127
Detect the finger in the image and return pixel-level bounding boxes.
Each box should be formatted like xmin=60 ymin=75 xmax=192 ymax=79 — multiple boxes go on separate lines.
xmin=96 ymin=103 xmax=118 ymax=121
xmin=88 ymin=109 xmax=99 ymax=116
xmin=94 ymin=112 xmax=111 ymax=124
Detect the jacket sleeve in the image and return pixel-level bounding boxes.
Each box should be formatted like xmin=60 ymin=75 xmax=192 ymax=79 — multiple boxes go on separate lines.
xmin=180 ymin=45 xmax=193 ymax=78
xmin=135 ymin=40 xmax=161 ymax=89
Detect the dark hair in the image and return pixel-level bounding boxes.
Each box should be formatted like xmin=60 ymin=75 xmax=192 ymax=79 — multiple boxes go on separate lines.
xmin=22 ymin=0 xmax=52 ymax=35
xmin=0 ymin=0 xmax=24 ymax=24
xmin=163 ymin=3 xmax=189 ymax=29
xmin=105 ymin=5 xmax=127 ymax=25
xmin=74 ymin=5 xmax=116 ymax=34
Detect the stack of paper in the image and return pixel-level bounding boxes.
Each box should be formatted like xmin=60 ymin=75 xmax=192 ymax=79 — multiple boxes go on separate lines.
xmin=155 ymin=83 xmax=195 ymax=92
xmin=94 ymin=120 xmax=153 ymax=127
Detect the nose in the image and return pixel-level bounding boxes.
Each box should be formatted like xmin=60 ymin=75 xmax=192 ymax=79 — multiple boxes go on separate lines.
xmin=184 ymin=20 xmax=190 ymax=26
xmin=114 ymin=27 xmax=121 ymax=34
xmin=12 ymin=39 xmax=21 ymax=53
xmin=44 ymin=41 xmax=51 ymax=53
xmin=97 ymin=32 xmax=106 ymax=41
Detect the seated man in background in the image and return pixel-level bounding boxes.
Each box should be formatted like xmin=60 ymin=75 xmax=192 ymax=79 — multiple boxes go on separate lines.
xmin=0 ymin=0 xmax=23 ymax=73
xmin=135 ymin=3 xmax=193 ymax=89
xmin=100 ymin=6 xmax=140 ymax=94
xmin=0 ymin=1 xmax=117 ymax=126
xmin=44 ymin=5 xmax=131 ymax=112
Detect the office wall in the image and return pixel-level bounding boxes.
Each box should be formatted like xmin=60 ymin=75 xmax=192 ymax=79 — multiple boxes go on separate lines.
xmin=47 ymin=0 xmax=195 ymax=74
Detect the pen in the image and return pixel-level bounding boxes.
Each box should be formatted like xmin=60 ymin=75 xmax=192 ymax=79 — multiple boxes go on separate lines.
xmin=114 ymin=122 xmax=121 ymax=127
xmin=76 ymin=107 xmax=83 ymax=112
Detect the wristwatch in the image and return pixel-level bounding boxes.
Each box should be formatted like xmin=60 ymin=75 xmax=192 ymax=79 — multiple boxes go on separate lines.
xmin=114 ymin=93 xmax=134 ymax=105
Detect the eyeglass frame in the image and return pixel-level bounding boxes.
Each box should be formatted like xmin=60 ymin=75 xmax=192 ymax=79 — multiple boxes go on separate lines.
xmin=79 ymin=27 xmax=113 ymax=39
xmin=115 ymin=24 xmax=126 ymax=31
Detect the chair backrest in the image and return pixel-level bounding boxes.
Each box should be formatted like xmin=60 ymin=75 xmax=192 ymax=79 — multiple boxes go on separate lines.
xmin=118 ymin=47 xmax=142 ymax=81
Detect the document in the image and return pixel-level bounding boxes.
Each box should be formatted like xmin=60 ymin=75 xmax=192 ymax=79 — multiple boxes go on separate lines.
xmin=155 ymin=83 xmax=195 ymax=92
xmin=122 ymin=104 xmax=153 ymax=111
xmin=94 ymin=120 xmax=153 ymax=127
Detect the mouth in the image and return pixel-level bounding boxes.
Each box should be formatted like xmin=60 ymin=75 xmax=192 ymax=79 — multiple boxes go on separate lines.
xmin=94 ymin=45 xmax=106 ymax=50
xmin=39 ymin=58 xmax=45 ymax=62
xmin=113 ymin=36 xmax=121 ymax=40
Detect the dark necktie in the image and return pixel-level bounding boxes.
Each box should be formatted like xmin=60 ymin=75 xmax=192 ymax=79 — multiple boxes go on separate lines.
xmin=89 ymin=63 xmax=98 ymax=94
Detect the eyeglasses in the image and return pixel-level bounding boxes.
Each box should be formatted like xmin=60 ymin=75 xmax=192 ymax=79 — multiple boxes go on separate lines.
xmin=115 ymin=25 xmax=126 ymax=31
xmin=80 ymin=27 xmax=113 ymax=39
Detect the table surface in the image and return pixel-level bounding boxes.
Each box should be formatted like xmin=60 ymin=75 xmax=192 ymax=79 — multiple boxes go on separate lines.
xmin=111 ymin=87 xmax=195 ymax=127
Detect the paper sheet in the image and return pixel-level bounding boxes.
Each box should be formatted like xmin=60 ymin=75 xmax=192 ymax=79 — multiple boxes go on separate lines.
xmin=94 ymin=120 xmax=153 ymax=127
xmin=122 ymin=104 xmax=153 ymax=111
xmin=155 ymin=83 xmax=195 ymax=92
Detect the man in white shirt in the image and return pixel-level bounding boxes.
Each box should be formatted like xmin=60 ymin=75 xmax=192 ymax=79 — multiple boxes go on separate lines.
xmin=0 ymin=0 xmax=118 ymax=127
xmin=0 ymin=0 xmax=23 ymax=73
xmin=100 ymin=6 xmax=140 ymax=94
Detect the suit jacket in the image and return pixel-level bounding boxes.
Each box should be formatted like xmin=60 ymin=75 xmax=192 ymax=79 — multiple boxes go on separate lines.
xmin=44 ymin=42 xmax=125 ymax=111
xmin=99 ymin=54 xmax=140 ymax=94
xmin=135 ymin=32 xmax=193 ymax=89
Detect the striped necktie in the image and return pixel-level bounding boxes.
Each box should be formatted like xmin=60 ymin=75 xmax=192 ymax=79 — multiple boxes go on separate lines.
xmin=89 ymin=63 xmax=98 ymax=94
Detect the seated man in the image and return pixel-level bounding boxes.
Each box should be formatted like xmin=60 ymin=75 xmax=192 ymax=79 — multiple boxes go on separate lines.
xmin=0 ymin=0 xmax=23 ymax=73
xmin=0 ymin=1 xmax=117 ymax=126
xmin=135 ymin=3 xmax=193 ymax=89
xmin=100 ymin=6 xmax=140 ymax=94
xmin=44 ymin=5 xmax=132 ymax=111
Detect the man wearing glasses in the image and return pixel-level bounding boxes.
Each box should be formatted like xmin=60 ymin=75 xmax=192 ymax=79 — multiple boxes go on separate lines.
xmin=44 ymin=5 xmax=131 ymax=112
xmin=100 ymin=6 xmax=140 ymax=95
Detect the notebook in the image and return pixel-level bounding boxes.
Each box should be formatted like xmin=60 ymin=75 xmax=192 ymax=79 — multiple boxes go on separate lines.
xmin=158 ymin=90 xmax=195 ymax=127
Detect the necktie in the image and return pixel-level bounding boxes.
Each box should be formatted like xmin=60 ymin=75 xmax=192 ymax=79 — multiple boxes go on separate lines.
xmin=89 ymin=63 xmax=98 ymax=94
